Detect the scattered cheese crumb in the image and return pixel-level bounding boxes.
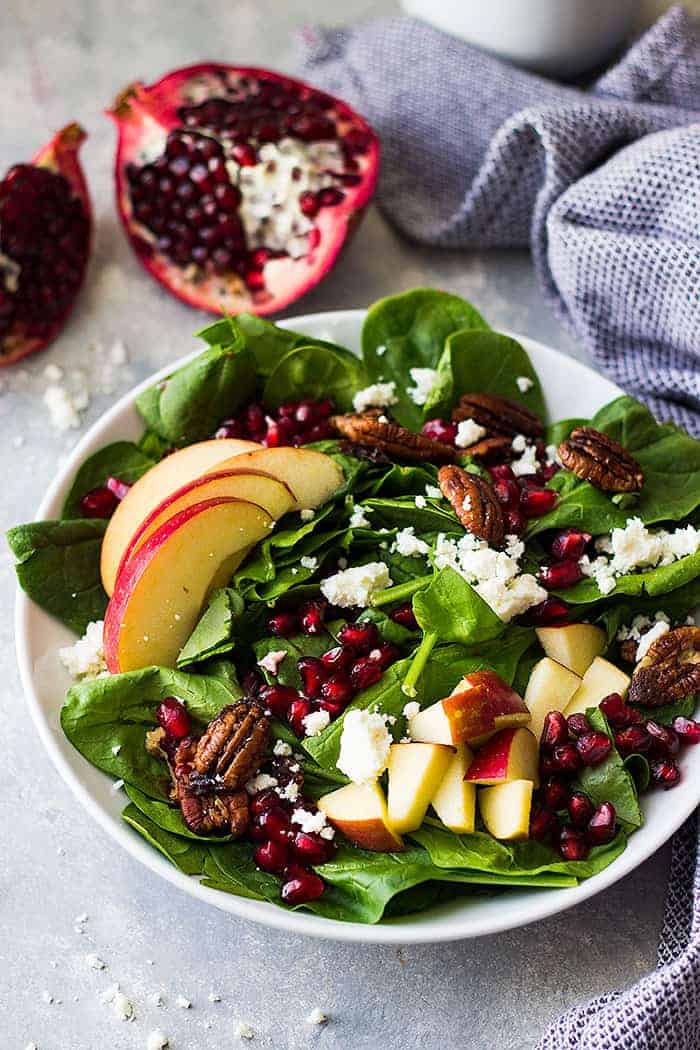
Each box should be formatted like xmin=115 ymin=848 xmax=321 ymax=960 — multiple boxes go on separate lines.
xmin=337 ymin=709 xmax=393 ymax=783
xmin=234 ymin=1021 xmax=255 ymax=1040
xmin=300 ymin=555 xmax=318 ymax=571
xmin=425 ymin=484 xmax=442 ymax=499
xmin=455 ymin=418 xmax=486 ymax=448
xmin=306 ymin=1008 xmax=328 ymax=1025
xmin=302 ymin=708 xmax=330 ymax=737
xmin=407 ymin=367 xmax=438 ymax=406
xmin=299 ymin=508 xmax=315 ymax=522
xmin=511 ymin=434 xmax=527 ymax=453
xmin=176 ymin=995 xmax=191 ymax=1009
xmin=635 ymin=619 xmax=671 ymax=661
xmin=44 ymin=363 xmax=64 ymax=382
xmin=516 ymin=376 xmax=534 ymax=393
xmin=320 ymin=562 xmax=392 ymax=608
xmin=103 ymin=985 xmax=134 ymax=1022
xmin=111 ymin=744 xmax=121 ymax=756
xmin=86 ymin=953 xmax=105 ymax=970
xmin=277 ymin=780 xmax=300 ymax=803
xmin=510 ymin=441 xmax=539 ymax=477
xmin=581 ymin=518 xmax=700 ymax=596
xmin=59 ymin=621 xmax=107 ymax=679
xmin=111 ymin=779 xmax=125 ymax=794
xmin=44 ymin=383 xmax=82 ymax=431
xmin=392 ymin=527 xmax=429 ymax=558
xmin=349 ymin=503 xmax=371 ymax=528
xmin=292 ymin=808 xmax=331 ymax=835
xmin=257 ymin=649 xmax=287 ymax=676
xmin=375 ymin=344 xmax=387 ymax=356
xmin=402 ymin=701 xmax=420 ymax=720
xmin=352 ymin=381 xmax=397 ymax=414
xmin=208 ymin=992 xmax=222 ymax=1003
xmin=245 ymin=773 xmax=278 ymax=795
xmin=273 ymin=740 xmax=292 ymax=757
xmin=146 ymin=1030 xmax=169 ymax=1050
xmin=414 ymin=494 xmax=427 ymax=509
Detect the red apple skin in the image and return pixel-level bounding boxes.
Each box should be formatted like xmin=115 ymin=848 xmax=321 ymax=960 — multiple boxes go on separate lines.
xmin=443 ymin=671 xmax=529 ymax=746
xmin=465 ymin=729 xmax=520 ymax=783
xmin=330 ymin=818 xmax=404 ymax=853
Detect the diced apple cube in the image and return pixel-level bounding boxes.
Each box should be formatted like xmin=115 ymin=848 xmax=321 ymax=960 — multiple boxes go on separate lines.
xmin=524 ymin=657 xmax=581 ymax=739
xmin=386 ymin=742 xmax=454 ymax=834
xmin=317 ymin=781 xmax=404 ymax=852
xmin=536 ymin=623 xmax=606 ymax=677
xmin=565 ymin=656 xmax=630 ymax=716
xmin=479 ymin=780 xmax=533 ymax=841
xmin=430 ymin=745 xmax=476 ymax=833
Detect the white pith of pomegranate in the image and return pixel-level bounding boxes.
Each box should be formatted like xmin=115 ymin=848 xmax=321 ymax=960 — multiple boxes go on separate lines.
xmin=0 ymin=124 xmax=91 ymax=366
xmin=108 ymin=64 xmax=379 ymax=316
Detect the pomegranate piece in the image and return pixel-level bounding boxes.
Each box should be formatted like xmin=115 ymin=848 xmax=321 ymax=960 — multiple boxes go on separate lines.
xmin=255 ymin=839 xmax=289 ymax=874
xmin=488 ymin=464 xmax=516 ymax=483
xmin=421 ymin=419 xmax=457 ymax=445
xmin=299 ymin=601 xmax=327 ymax=636
xmin=281 ymin=866 xmax=325 ymax=906
xmin=368 ymin=642 xmax=400 ymax=670
xmin=338 ymin=621 xmax=379 ymax=654
xmin=519 ymin=597 xmax=570 ymax=626
xmin=586 ymin=802 xmax=617 ymax=845
xmin=349 ymin=656 xmax=384 ymax=691
xmin=80 ymin=486 xmax=120 ymax=519
xmin=575 ymin=731 xmax=612 ymax=766
xmin=541 ymin=776 xmax=569 ymax=811
xmin=504 ymin=507 xmax=526 ymax=535
xmin=672 ymin=716 xmax=700 ymax=745
xmin=540 ymin=710 xmax=569 ymax=752
xmin=109 ymin=65 xmax=379 ymax=316
xmin=494 ymin=478 xmax=520 ymax=508
xmin=288 ymin=697 xmax=313 ymax=736
xmin=649 ymin=759 xmax=681 ymax=789
xmin=259 ymin=684 xmax=300 ymax=719
xmin=320 ymin=645 xmax=356 ymax=674
xmin=250 ymin=789 xmax=281 ymax=818
xmin=599 ymin=692 xmax=643 ymax=728
xmin=519 ymin=487 xmax=557 ymax=518
xmin=553 ymin=743 xmax=582 ymax=775
xmin=106 ymin=476 xmax=132 ymax=502
xmin=558 ymin=825 xmax=590 ymax=861
xmin=297 ymin=656 xmax=328 ymax=699
xmin=389 ymin=603 xmax=419 ymax=631
xmin=645 ymin=720 xmax=680 ymax=757
xmin=566 ymin=713 xmax=591 ymax=738
xmin=291 ymin=830 xmax=332 ymax=866
xmin=0 ymin=124 xmax=91 ymax=365
xmin=567 ymin=792 xmax=595 ymax=828
xmin=539 ymin=560 xmax=583 ymax=591
xmin=319 ymin=673 xmax=354 ymax=706
xmin=242 ymin=668 xmax=264 ymax=697
xmin=267 ymin=610 xmax=298 ymax=637
xmin=529 ymin=805 xmax=558 ymax=842
xmin=254 ymin=806 xmax=291 ymax=845
xmin=550 ymin=528 xmax=592 ymax=561
xmin=156 ymin=697 xmax=191 ymax=739
xmin=614 ymin=726 xmax=651 ymax=755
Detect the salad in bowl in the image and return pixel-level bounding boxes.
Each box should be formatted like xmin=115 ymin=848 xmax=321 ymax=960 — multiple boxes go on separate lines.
xmin=9 ymin=288 xmax=700 ymax=926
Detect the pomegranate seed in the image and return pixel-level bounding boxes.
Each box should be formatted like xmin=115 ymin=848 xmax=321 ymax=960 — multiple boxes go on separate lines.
xmin=231 ymin=142 xmax=257 ymax=166
xmin=281 ymin=868 xmax=325 ymax=906
xmin=318 ymin=186 xmax=344 ymax=207
xmin=542 ymin=776 xmax=569 ymax=810
xmin=288 ymin=698 xmax=312 ymax=736
xmin=539 ymin=755 xmax=561 ymax=778
xmin=539 ymin=561 xmax=583 ymax=590
xmin=566 ymin=713 xmax=591 ymax=737
xmin=105 ymin=476 xmax=132 ymax=501
xmin=339 ymin=621 xmax=379 ymax=654
xmin=80 ymin=485 xmax=119 ymax=518
xmin=599 ymin=692 xmax=643 ymax=728
xmin=552 ymin=743 xmax=582 ymax=775
xmin=297 ymin=656 xmax=328 ymax=698
xmin=520 ymin=597 xmax=570 ymax=626
xmin=299 ymin=601 xmax=326 ymax=636
xmin=317 ymin=698 xmax=345 ymax=719
xmin=321 ymin=645 xmax=356 ymax=673
xmin=421 ymin=419 xmax=457 ymax=444
xmin=368 ymin=642 xmax=400 ymax=669
xmin=215 ymin=418 xmax=246 ymax=439
xmin=576 ymin=731 xmax=612 ymax=766
xmin=567 ymin=792 xmax=595 ymax=828
xmin=390 ymin=603 xmax=419 ymax=631
xmin=649 ymin=759 xmax=681 ymax=789
xmin=255 ymin=807 xmax=291 ymax=844
xmin=156 ymin=697 xmax=191 ymax=739
xmin=646 ymin=720 xmax=680 ymax=757
xmin=494 ymin=478 xmax=520 ymax=507
xmin=244 ymin=402 xmax=266 ymax=435
xmin=255 ymin=839 xmax=289 ymax=874
xmin=530 ymin=805 xmax=557 ymax=841
xmin=259 ymin=684 xmax=301 ymax=718
xmin=504 ymin=508 xmax=526 ymax=535
xmin=242 ymin=669 xmax=264 ymax=697
xmin=614 ymin=726 xmax=651 ymax=755
xmin=320 ymin=673 xmax=354 ymax=706
xmin=542 ymin=463 xmax=560 ymax=481
xmin=250 ymin=790 xmax=280 ymax=818
xmin=541 ymin=711 xmax=569 ymax=752
xmin=350 ymin=657 xmax=384 ymax=691
xmin=586 ymin=802 xmax=617 ymax=845
xmin=299 ymin=190 xmax=319 ymax=217
xmin=520 ymin=487 xmax=557 ymax=517
xmin=488 ymin=464 xmax=516 ymax=483
xmin=551 ymin=529 xmax=591 ymax=561
xmin=672 ymin=717 xmax=700 ymax=745
xmin=267 ymin=611 xmax=297 ymax=637
xmin=291 ymin=831 xmax=331 ymax=865
xmin=558 ymin=825 xmax=590 ymax=861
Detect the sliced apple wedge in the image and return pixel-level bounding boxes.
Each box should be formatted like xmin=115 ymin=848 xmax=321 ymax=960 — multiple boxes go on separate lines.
xmin=430 ymin=745 xmax=476 ymax=833
xmin=118 ymin=469 xmax=295 ymax=575
xmin=386 ymin=742 xmax=455 ymax=834
xmin=524 ymin=657 xmax=582 ymax=739
xmin=408 ymin=671 xmax=530 ymax=747
xmin=104 ymin=497 xmax=273 ymax=673
xmin=479 ymin=780 xmax=533 ymax=841
xmin=219 ymin=446 xmax=343 ymax=512
xmin=101 ymin=437 xmax=260 ymax=594
xmin=536 ymin=623 xmax=606 ymax=677
xmin=317 ymin=781 xmax=404 ymax=852
xmin=464 ymin=727 xmax=539 ymax=787
xmin=565 ymin=656 xmax=631 ymax=716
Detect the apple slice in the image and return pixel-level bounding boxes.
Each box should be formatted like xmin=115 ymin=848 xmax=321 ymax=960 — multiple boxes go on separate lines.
xmin=118 ymin=469 xmax=295 ymax=575
xmin=479 ymin=780 xmax=533 ymax=841
xmin=524 ymin=657 xmax=582 ymax=739
xmin=464 ymin=727 xmax=539 ymax=787
xmin=218 ymin=446 xmax=343 ymax=512
xmin=104 ymin=497 xmax=273 ymax=673
xmin=565 ymin=656 xmax=631 ymax=716
xmin=386 ymin=742 xmax=455 ymax=834
xmin=408 ymin=671 xmax=530 ymax=747
xmin=430 ymin=745 xmax=476 ymax=833
xmin=536 ymin=623 xmax=606 ymax=677
xmin=101 ymin=437 xmax=260 ymax=594
xmin=317 ymin=781 xmax=404 ymax=853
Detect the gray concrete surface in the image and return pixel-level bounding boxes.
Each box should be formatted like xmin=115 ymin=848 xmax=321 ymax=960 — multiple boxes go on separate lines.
xmin=0 ymin=2 xmax=673 ymax=1048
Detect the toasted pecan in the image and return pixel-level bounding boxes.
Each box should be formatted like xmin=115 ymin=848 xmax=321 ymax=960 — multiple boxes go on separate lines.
xmin=558 ymin=427 xmax=643 ymax=493
xmin=438 ymin=465 xmax=504 ymax=545
xmin=331 ymin=412 xmax=455 ymax=462
xmin=172 ymin=738 xmax=250 ymax=837
xmin=194 ymin=701 xmax=269 ymax=791
xmin=451 ymin=392 xmax=544 ymax=439
xmin=629 ymin=626 xmax=700 ymax=707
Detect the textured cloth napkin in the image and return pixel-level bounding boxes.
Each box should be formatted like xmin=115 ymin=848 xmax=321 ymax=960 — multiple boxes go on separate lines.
xmin=299 ymin=9 xmax=700 ymax=1048
xmin=299 ymin=5 xmax=700 ymax=436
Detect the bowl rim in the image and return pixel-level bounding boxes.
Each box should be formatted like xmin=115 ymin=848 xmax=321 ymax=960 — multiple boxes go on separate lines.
xmin=14 ymin=308 xmax=697 ymax=944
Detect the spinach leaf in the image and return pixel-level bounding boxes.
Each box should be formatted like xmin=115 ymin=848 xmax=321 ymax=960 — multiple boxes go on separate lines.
xmin=7 ymin=518 xmax=108 ymax=634
xmin=364 ymin=496 xmax=458 ymax=533
xmin=556 ymin=548 xmax=700 ymax=605
xmin=576 ymin=708 xmax=642 ymax=830
xmin=526 ymin=470 xmax=628 ymax=540
xmin=362 ymin=289 xmax=489 ymax=430
xmin=125 ymin=784 xmax=232 ymax=842
xmin=595 ymin=580 xmax=700 ymax=644
xmin=61 ymin=442 xmax=157 ymax=519
xmin=253 ymin=631 xmax=336 ymax=691
xmin=263 ymin=345 xmax=366 ymax=413
xmin=424 ymin=330 xmax=546 ymax=422
xmin=61 ymin=666 xmax=240 ymax=799
xmin=546 ymin=418 xmax=587 ymax=446
xmin=138 ymin=428 xmax=171 ymax=460
xmin=629 ymin=695 xmax=696 ymax=726
xmin=177 ymin=588 xmax=245 ymax=667
xmin=122 ymin=804 xmax=210 ymax=875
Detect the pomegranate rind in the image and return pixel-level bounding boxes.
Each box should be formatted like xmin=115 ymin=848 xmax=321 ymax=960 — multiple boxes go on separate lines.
xmin=108 ymin=63 xmax=379 ymax=316
xmin=0 ymin=123 xmax=92 ymax=366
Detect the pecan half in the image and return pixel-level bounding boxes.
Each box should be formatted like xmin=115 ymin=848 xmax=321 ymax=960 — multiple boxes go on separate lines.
xmin=331 ymin=413 xmax=454 ymax=463
xmin=438 ymin=465 xmax=504 ymax=545
xmin=194 ymin=701 xmax=269 ymax=791
xmin=172 ymin=738 xmax=250 ymax=837
xmin=452 ymin=393 xmax=544 ymax=439
xmin=629 ymin=626 xmax=700 ymax=707
xmin=558 ymin=427 xmax=643 ymax=493
xmin=462 ymin=436 xmax=513 ymax=462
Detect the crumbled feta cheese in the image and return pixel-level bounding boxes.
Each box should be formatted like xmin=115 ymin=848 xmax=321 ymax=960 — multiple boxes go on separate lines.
xmin=111 ymin=744 xmax=121 ymax=756
xmin=277 ymin=781 xmax=300 ymax=802
xmin=299 ymin=508 xmax=315 ymax=522
xmin=306 ymin=1008 xmax=328 ymax=1025
xmin=176 ymin=996 xmax=191 ymax=1009
xmin=580 ymin=518 xmax=700 ymax=596
xmin=407 ymin=367 xmax=438 ymax=406
xmin=111 ymin=779 xmax=125 ymax=794
xmin=300 ymin=555 xmax=318 ymax=571
xmin=635 ymin=620 xmax=671 ymax=661
xmin=257 ymin=649 xmax=287 ymax=676
xmin=433 ymin=532 xmax=546 ymax=621
xmin=273 ymin=740 xmax=292 ymax=757
xmin=44 ymin=363 xmax=64 ymax=382
xmin=545 ymin=444 xmax=561 ymax=466
xmin=504 ymin=535 xmax=525 ymax=560
xmin=24 ymin=1043 xmax=38 ymax=1050
xmin=516 ymin=376 xmax=534 ymax=393
xmin=103 ymin=985 xmax=134 ymax=1022
xmin=402 ymin=701 xmax=420 ymax=720
xmin=349 ymin=504 xmax=371 ymax=528
xmin=511 ymin=434 xmax=527 ymax=453
xmin=352 ymin=381 xmax=398 ymax=414
xmin=234 ymin=1021 xmax=255 ymax=1040
xmin=375 ymin=344 xmax=387 ymax=356
xmin=12 ymin=434 xmax=24 ymax=448
xmin=477 ymin=573 xmax=548 ymax=622
xmin=337 ymin=709 xmax=393 ymax=783
xmin=245 ymin=773 xmax=278 ymax=795
xmin=455 ymin=418 xmax=486 ymax=448
xmin=510 ymin=442 xmax=539 ymax=477
xmin=320 ymin=825 xmax=336 ymax=840
xmin=59 ymin=620 xmax=107 ymax=679
xmin=414 ymin=494 xmax=427 ymax=509
xmin=425 ymin=484 xmax=442 ymax=499
xmin=147 ymin=1031 xmax=169 ymax=1050
xmin=292 ymin=808 xmax=328 ymax=834
xmin=86 ymin=954 xmax=105 ymax=970
xmin=392 ymin=527 xmax=430 ymax=558
xmin=320 ymin=562 xmax=392 ymax=608
xmin=302 ymin=708 xmax=330 ymax=737
xmin=150 ymin=993 xmax=164 ymax=1007
xmin=42 ymin=991 xmax=54 ymax=1004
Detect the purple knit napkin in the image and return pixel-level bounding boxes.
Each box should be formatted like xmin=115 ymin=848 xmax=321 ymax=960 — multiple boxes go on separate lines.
xmin=299 ymin=5 xmax=700 ymax=435
xmin=299 ymin=9 xmax=700 ymax=1048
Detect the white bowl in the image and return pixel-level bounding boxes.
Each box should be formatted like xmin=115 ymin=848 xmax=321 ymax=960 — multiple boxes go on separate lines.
xmin=15 ymin=309 xmax=700 ymax=944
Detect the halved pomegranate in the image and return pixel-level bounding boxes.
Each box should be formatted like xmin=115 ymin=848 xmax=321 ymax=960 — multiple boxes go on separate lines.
xmin=108 ymin=64 xmax=379 ymax=315
xmin=0 ymin=124 xmax=91 ymax=365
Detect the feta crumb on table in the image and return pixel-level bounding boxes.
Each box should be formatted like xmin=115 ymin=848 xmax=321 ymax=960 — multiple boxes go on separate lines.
xmin=146 ymin=1030 xmax=169 ymax=1050
xmin=306 ymin=1007 xmax=328 ymax=1025
xmin=234 ymin=1021 xmax=255 ymax=1040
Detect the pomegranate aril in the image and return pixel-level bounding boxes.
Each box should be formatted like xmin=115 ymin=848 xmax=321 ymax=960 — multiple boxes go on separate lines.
xmin=297 ymin=656 xmax=328 ymax=699
xmin=390 ymin=603 xmax=419 ymax=631
xmin=105 ymin=476 xmax=132 ymax=502
xmin=291 ymin=831 xmax=331 ymax=866
xmin=231 ymin=143 xmax=257 ymax=166
xmin=542 ymin=776 xmax=569 ymax=811
xmin=494 ymin=479 xmax=520 ymax=508
xmin=299 ymin=601 xmax=326 ymax=636
xmin=320 ymin=673 xmax=354 ymax=706
xmin=267 ymin=611 xmax=297 ymax=638
xmin=299 ymin=191 xmax=319 ymax=217
xmin=156 ymin=697 xmax=191 ymax=739
xmin=539 ymin=755 xmax=561 ymax=778
xmin=586 ymin=801 xmax=617 ymax=845
xmin=566 ymin=713 xmax=591 ymax=738
xmin=551 ymin=529 xmax=592 ymax=561
xmin=369 ymin=642 xmax=400 ymax=670
xmin=250 ymin=789 xmax=280 ymax=818
xmin=576 ymin=731 xmax=612 ymax=767
xmin=320 ymin=645 xmax=356 ymax=674
xmin=255 ymin=839 xmax=289 ymax=874
xmin=80 ymin=485 xmax=119 ymax=519
xmin=552 ymin=743 xmax=582 ymax=775
xmin=645 ymin=720 xmax=680 ymax=757
xmin=542 ymin=463 xmax=560 ymax=481
xmin=539 ymin=561 xmax=583 ymax=590
xmin=672 ymin=717 xmax=700 ymax=745
xmin=541 ymin=710 xmax=569 ymax=752
xmin=649 ymin=759 xmax=681 ymax=789
xmin=288 ymin=698 xmax=313 ymax=737
xmin=520 ymin=487 xmax=557 ymax=517
xmin=421 ymin=419 xmax=457 ymax=445
xmin=338 ymin=621 xmax=379 ymax=654
xmin=558 ymin=825 xmax=590 ymax=861
xmin=281 ymin=868 xmax=325 ymax=906
xmin=242 ymin=669 xmax=264 ymax=697
xmin=567 ymin=792 xmax=595 ymax=828
xmin=614 ymin=726 xmax=651 ymax=755
xmin=350 ymin=657 xmax=384 ymax=691
xmin=259 ymin=684 xmax=300 ymax=719
xmin=599 ymin=692 xmax=643 ymax=728
xmin=529 ymin=805 xmax=557 ymax=841
xmin=488 ymin=464 xmax=516 ymax=483
xmin=254 ymin=806 xmax=291 ymax=844
xmin=317 ymin=699 xmax=345 ymax=720
xmin=520 ymin=597 xmax=570 ymax=626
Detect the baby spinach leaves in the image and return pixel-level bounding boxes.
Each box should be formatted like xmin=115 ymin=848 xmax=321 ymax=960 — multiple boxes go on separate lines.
xmin=557 ymin=548 xmax=700 ymax=605
xmin=177 ymin=588 xmax=245 ymax=667
xmin=263 ymin=345 xmax=366 ymax=413
xmin=61 ymin=441 xmax=157 ymax=519
xmin=575 ymin=708 xmax=642 ymax=830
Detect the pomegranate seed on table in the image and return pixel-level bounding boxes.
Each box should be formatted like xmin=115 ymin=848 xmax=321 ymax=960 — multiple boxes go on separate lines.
xmin=539 ymin=560 xmax=583 ymax=590
xmin=646 ymin=721 xmax=680 ymax=757
xmin=421 ymin=419 xmax=457 ymax=445
xmin=649 ymin=759 xmax=681 ymax=789
xmin=586 ymin=802 xmax=617 ymax=845
xmin=540 ymin=711 xmax=569 ymax=751
xmin=599 ymin=692 xmax=643 ymax=728
xmin=558 ymin=825 xmax=590 ymax=861
xmin=255 ymin=839 xmax=289 ymax=874
xmin=254 ymin=807 xmax=291 ymax=845
xmin=567 ymin=792 xmax=595 ymax=828
xmin=550 ymin=529 xmax=592 ymax=561
xmin=350 ymin=657 xmax=384 ymax=691
xmin=575 ymin=731 xmax=612 ymax=766
xmin=338 ymin=621 xmax=379 ymax=653
xmin=529 ymin=805 xmax=558 ymax=841
xmin=291 ymin=831 xmax=333 ymax=866
xmin=281 ymin=867 xmax=325 ymax=906
xmin=298 ymin=656 xmax=328 ymax=698
xmin=614 ymin=726 xmax=652 ymax=755
xmin=288 ymin=697 xmax=313 ymax=736
xmin=520 ymin=597 xmax=570 ymax=626
xmin=80 ymin=486 xmax=120 ymax=519
xmin=156 ymin=697 xmax=191 ymax=739
xmin=299 ymin=601 xmax=327 ymax=636
xmin=520 ymin=487 xmax=557 ymax=517
xmin=390 ymin=603 xmax=419 ymax=631
xmin=267 ymin=611 xmax=298 ymax=638
xmin=672 ymin=717 xmax=700 ymax=745
xmin=321 ymin=645 xmax=356 ymax=673
xmin=542 ymin=776 xmax=570 ymax=811
xmin=259 ymin=684 xmax=301 ymax=719
xmin=320 ymin=673 xmax=354 ymax=706
xmin=566 ymin=713 xmax=591 ymax=738
xmin=552 ymin=743 xmax=582 ymax=775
